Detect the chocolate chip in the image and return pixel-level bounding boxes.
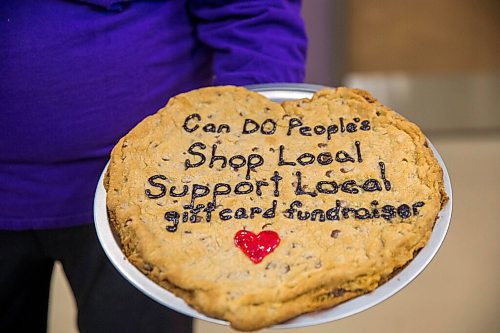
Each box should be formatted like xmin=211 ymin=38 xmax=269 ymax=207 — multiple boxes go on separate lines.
xmin=325 ymin=170 xmax=333 ymax=178
xmin=252 ymin=147 xmax=259 ymax=152
xmin=318 ymin=143 xmax=327 ymax=148
xmin=331 ymin=229 xmax=341 ymax=238
xmin=265 ymin=262 xmax=276 ymax=270
xmin=333 ymin=288 xmax=345 ymax=297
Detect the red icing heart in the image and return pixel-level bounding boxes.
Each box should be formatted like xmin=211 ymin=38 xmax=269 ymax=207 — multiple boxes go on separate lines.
xmin=234 ymin=230 xmax=281 ymax=264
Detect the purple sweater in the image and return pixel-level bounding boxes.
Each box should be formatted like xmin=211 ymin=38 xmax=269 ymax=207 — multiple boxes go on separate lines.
xmin=0 ymin=0 xmax=307 ymax=230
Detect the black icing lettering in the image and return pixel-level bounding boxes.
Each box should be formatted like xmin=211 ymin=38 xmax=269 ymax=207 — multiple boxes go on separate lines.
xmin=262 ymin=200 xmax=277 ymax=218
xmin=297 ymin=153 xmax=315 ymax=166
xmin=325 ymin=200 xmax=341 ymax=220
xmin=317 ymin=152 xmax=333 ymax=165
xmin=185 ymin=142 xmax=206 ymax=169
xmin=314 ymin=125 xmax=326 ymax=135
xmin=339 ymin=117 xmax=345 ymax=133
xmin=169 ymin=185 xmax=189 ymax=197
xmin=212 ymin=183 xmax=231 ymax=205
xmin=260 ymin=119 xmax=277 ymax=135
xmin=255 ymin=180 xmax=269 ymax=196
xmin=270 ymin=171 xmax=282 ymax=197
xmin=371 ymin=200 xmax=380 ymax=218
xmin=335 ymin=151 xmax=355 ymax=163
xmin=202 ymin=123 xmax=216 ymax=133
xmin=355 ymin=208 xmax=371 ymax=219
xmin=209 ymin=144 xmax=227 ymax=169
xmin=182 ymin=113 xmax=201 ymax=133
xmin=234 ymin=207 xmax=248 ymax=219
xmin=346 ymin=122 xmax=357 ymax=133
xmin=189 ymin=203 xmax=205 ymax=223
xmin=189 ymin=184 xmax=210 ymax=206
xmin=219 ymin=208 xmax=232 ymax=221
xmin=250 ymin=207 xmax=263 ymax=218
xmin=362 ymin=179 xmax=382 ymax=192
xmin=234 ymin=181 xmax=253 ymax=194
xmin=412 ymin=201 xmax=425 ymax=215
xmin=284 ymin=200 xmax=302 ymax=219
xmin=246 ymin=154 xmax=264 ymax=180
xmin=294 ymin=171 xmax=317 ymax=197
xmin=311 ymin=209 xmax=326 ymax=222
xmin=228 ymin=155 xmax=246 ymax=169
xmin=297 ymin=210 xmax=310 ymax=221
xmin=287 ymin=118 xmax=302 ymax=135
xmin=242 ymin=119 xmax=259 ymax=134
xmin=326 ymin=124 xmax=338 ymax=140
xmin=316 ymin=181 xmax=338 ymax=194
xmin=381 ymin=205 xmax=397 ymax=220
xmin=278 ymin=145 xmax=296 ymax=166
xmin=341 ymin=180 xmax=359 ymax=194
xmin=217 ymin=124 xmax=230 ymax=133
xmin=299 ymin=126 xmax=312 ymax=136
xmin=341 ymin=207 xmax=356 ymax=219
xmin=204 ymin=201 xmax=216 ymax=222
xmin=145 ymin=175 xmax=167 ymax=199
xmin=397 ymin=204 xmax=412 ymax=219
xmin=360 ymin=120 xmax=371 ymax=131
xmin=164 ymin=211 xmax=180 ymax=232
xmin=355 ymin=141 xmax=362 ymax=162
xmin=379 ymin=162 xmax=392 ymax=191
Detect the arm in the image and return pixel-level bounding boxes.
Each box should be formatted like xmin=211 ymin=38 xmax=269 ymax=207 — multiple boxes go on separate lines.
xmin=188 ymin=0 xmax=307 ymax=85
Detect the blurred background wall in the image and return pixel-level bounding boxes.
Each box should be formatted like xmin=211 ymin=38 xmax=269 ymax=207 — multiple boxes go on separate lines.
xmin=303 ymin=0 xmax=499 ymax=133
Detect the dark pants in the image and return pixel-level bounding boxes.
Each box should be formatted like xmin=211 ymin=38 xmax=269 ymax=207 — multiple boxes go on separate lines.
xmin=0 ymin=224 xmax=192 ymax=333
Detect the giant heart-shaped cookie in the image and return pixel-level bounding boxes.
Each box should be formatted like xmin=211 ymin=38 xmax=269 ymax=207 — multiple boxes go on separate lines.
xmin=105 ymin=86 xmax=447 ymax=331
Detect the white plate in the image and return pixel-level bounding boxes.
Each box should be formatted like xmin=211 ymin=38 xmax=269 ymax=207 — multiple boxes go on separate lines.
xmin=94 ymin=84 xmax=452 ymax=329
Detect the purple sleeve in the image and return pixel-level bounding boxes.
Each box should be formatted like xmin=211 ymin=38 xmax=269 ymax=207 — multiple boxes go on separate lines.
xmin=188 ymin=0 xmax=308 ymax=85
